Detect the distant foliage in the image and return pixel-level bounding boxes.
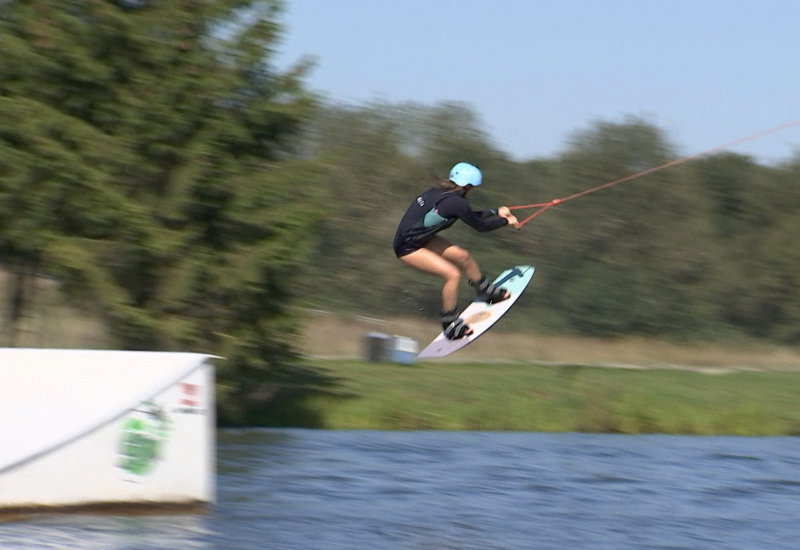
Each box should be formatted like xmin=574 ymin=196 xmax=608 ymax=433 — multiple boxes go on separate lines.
xmin=300 ymin=103 xmax=800 ymax=345
xmin=0 ymin=0 xmax=320 ymax=424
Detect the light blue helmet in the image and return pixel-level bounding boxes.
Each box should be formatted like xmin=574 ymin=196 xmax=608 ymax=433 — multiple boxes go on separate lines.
xmin=449 ymin=162 xmax=482 ymax=187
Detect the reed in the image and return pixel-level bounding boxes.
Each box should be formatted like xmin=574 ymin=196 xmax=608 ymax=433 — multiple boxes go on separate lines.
xmin=292 ymin=360 xmax=800 ymax=434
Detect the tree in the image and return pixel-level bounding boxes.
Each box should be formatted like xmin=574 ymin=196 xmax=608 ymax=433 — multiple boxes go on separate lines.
xmin=535 ymin=118 xmax=688 ymax=335
xmin=0 ymin=0 xmax=319 ymax=424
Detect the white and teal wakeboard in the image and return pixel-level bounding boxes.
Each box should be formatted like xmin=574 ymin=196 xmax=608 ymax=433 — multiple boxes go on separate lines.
xmin=417 ymin=265 xmax=535 ymax=359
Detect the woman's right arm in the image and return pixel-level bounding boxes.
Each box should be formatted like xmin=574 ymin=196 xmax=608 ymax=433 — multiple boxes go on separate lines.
xmin=497 ymin=206 xmax=521 ymax=229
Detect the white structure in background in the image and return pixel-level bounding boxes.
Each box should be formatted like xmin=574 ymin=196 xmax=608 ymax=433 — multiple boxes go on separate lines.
xmin=0 ymin=349 xmax=215 ymax=513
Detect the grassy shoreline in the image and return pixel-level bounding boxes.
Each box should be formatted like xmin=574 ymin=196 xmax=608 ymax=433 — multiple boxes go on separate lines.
xmin=300 ymin=311 xmax=800 ymax=370
xmin=277 ymin=359 xmax=800 ymax=435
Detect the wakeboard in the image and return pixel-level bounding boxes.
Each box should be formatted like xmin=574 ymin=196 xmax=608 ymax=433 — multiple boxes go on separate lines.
xmin=417 ymin=265 xmax=535 ymax=359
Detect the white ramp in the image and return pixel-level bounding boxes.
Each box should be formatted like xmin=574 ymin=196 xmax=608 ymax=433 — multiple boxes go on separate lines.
xmin=0 ymin=349 xmax=216 ymax=512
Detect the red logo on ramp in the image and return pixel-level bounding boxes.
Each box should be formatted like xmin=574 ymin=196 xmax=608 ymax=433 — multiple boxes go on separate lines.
xmin=179 ymin=383 xmax=200 ymax=407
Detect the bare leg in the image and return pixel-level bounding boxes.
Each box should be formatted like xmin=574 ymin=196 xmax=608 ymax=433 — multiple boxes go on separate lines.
xmin=426 ymin=237 xmax=482 ymax=283
xmin=397 ymin=245 xmax=462 ymax=311
xmin=424 ymin=236 xmax=509 ymax=302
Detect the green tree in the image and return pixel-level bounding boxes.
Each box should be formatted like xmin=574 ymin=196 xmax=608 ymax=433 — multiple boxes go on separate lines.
xmin=691 ymin=153 xmax=800 ymax=341
xmin=0 ymin=0 xmax=320 ymax=424
xmin=536 ymin=118 xmax=692 ymax=335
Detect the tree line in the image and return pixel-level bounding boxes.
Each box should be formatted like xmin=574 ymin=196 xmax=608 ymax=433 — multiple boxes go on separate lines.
xmin=301 ymin=102 xmax=800 ymax=346
xmin=1 ymin=1 xmax=798 ymax=424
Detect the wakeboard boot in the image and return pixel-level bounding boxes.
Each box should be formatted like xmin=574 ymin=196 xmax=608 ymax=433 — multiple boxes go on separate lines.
xmin=471 ymin=276 xmax=510 ymax=304
xmin=441 ymin=307 xmax=472 ymax=340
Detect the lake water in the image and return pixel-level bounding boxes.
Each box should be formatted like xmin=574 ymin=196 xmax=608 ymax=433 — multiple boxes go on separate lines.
xmin=2 ymin=430 xmax=800 ymax=549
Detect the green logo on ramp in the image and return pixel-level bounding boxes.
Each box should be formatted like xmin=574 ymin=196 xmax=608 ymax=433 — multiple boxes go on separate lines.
xmin=117 ymin=401 xmax=171 ymax=479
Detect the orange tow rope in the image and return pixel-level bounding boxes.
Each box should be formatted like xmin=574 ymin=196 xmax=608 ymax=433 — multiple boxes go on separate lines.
xmin=508 ymin=118 xmax=800 ymax=227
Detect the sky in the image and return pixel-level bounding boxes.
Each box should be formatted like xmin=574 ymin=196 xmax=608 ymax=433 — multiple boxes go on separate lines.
xmin=274 ymin=1 xmax=800 ymax=166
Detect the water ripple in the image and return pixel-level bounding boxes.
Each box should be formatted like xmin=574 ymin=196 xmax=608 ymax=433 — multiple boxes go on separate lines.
xmin=3 ymin=431 xmax=800 ymax=549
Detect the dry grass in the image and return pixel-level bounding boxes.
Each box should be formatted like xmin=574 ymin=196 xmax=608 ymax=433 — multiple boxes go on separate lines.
xmin=3 ymin=263 xmax=798 ymax=372
xmin=299 ymin=310 xmax=800 ymax=371
xmin=0 ymin=269 xmax=110 ymax=349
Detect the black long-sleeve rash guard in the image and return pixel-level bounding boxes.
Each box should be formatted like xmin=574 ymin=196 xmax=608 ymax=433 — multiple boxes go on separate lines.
xmin=393 ymin=188 xmax=508 ymax=257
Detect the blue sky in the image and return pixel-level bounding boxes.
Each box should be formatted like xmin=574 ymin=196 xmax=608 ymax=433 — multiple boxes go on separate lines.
xmin=275 ymin=1 xmax=799 ymax=165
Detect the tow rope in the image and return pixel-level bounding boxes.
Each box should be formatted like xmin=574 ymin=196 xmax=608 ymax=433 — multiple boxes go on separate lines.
xmin=508 ymin=118 xmax=800 ymax=227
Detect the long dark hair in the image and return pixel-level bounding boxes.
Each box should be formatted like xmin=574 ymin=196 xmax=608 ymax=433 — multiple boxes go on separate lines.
xmin=434 ymin=178 xmax=470 ymax=196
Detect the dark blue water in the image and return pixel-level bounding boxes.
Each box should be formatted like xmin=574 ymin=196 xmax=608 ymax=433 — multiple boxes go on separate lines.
xmin=3 ymin=430 xmax=800 ymax=549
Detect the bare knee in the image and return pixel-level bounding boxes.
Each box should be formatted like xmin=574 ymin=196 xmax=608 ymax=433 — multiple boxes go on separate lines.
xmin=445 ymin=246 xmax=472 ymax=269
xmin=443 ymin=266 xmax=461 ymax=285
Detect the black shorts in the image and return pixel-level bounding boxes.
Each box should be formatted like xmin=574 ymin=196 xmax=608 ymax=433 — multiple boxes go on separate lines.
xmin=393 ymin=236 xmax=426 ymax=258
